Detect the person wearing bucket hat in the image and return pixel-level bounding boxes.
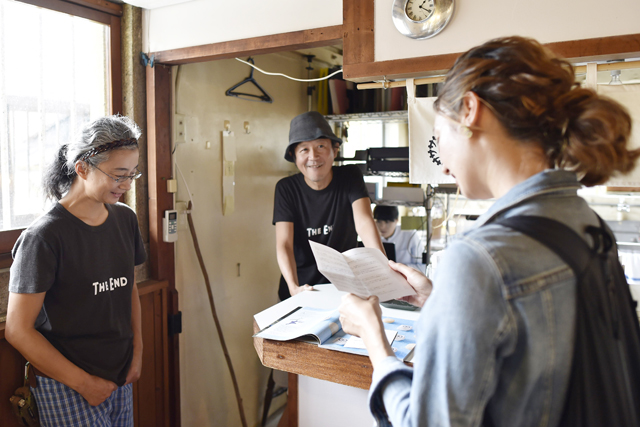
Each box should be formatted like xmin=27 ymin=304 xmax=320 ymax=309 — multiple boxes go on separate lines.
xmin=273 ymin=111 xmax=385 ymax=300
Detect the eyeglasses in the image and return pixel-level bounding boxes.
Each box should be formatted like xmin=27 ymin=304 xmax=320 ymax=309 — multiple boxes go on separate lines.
xmin=94 ymin=165 xmax=142 ymax=183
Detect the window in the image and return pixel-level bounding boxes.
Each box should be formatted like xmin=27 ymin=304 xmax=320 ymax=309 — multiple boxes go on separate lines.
xmin=0 ymin=0 xmax=121 ymax=255
xmin=338 ymin=117 xmax=410 ymax=199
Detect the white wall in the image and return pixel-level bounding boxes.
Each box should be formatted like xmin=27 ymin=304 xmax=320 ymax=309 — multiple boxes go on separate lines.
xmin=172 ymin=53 xmax=308 ymax=426
xmin=375 ymin=0 xmax=640 ymax=62
xmin=146 ymin=0 xmax=343 ymax=52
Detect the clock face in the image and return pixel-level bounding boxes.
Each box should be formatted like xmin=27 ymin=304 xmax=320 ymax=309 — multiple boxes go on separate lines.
xmin=392 ymin=0 xmax=454 ymax=40
xmin=405 ymin=0 xmax=435 ymax=22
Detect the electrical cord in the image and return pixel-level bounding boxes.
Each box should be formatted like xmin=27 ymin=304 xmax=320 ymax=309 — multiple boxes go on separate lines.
xmin=175 ymin=161 xmax=194 ymax=208
xmin=235 ymin=57 xmax=343 ymax=82
xmin=186 ymin=201 xmax=248 ymax=427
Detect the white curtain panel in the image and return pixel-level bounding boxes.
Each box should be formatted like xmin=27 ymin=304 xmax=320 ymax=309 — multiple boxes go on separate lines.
xmin=407 ymin=79 xmax=455 ymax=185
xmin=597 ymin=84 xmax=640 ymax=187
xmin=408 ymin=74 xmax=640 ymax=187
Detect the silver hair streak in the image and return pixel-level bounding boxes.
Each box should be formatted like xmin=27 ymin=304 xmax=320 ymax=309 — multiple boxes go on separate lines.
xmin=66 ymin=115 xmax=141 ymax=172
xmin=43 ymin=115 xmax=142 ymax=200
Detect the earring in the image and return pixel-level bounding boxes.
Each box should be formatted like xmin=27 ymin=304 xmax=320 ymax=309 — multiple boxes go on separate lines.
xmin=459 ymin=125 xmax=473 ymax=139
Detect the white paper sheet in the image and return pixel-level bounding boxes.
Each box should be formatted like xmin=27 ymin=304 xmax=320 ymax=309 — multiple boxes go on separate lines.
xmin=407 ymin=78 xmax=456 ymax=185
xmin=309 ymin=241 xmax=416 ymax=301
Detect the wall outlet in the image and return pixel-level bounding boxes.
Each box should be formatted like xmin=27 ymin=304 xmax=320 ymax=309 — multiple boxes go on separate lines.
xmin=167 ymin=179 xmax=178 ymax=193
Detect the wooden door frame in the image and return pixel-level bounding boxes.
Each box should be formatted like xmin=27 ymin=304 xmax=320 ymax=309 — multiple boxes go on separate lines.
xmin=145 ymin=24 xmax=343 ymax=427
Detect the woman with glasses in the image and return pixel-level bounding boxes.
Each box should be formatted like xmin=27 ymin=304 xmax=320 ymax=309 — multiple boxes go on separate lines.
xmin=5 ymin=115 xmax=146 ymax=427
xmin=338 ymin=37 xmax=640 ymax=427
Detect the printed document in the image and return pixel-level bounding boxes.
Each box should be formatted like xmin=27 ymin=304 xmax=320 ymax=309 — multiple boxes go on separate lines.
xmin=309 ymin=241 xmax=417 ymax=301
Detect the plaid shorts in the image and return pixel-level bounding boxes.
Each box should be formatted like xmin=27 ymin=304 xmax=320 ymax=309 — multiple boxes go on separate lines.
xmin=31 ymin=376 xmax=133 ymax=427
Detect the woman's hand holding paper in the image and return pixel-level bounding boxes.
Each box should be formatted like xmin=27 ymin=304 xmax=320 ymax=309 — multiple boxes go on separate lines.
xmin=389 ymin=260 xmax=433 ymax=307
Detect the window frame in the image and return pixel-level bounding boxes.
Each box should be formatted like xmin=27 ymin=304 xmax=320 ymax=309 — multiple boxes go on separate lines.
xmin=0 ymin=0 xmax=122 ymax=261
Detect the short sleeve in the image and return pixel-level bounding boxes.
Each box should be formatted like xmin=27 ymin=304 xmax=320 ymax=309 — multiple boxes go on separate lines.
xmin=133 ymin=217 xmax=146 ymax=266
xmin=273 ymin=178 xmax=295 ymax=224
xmin=343 ymin=165 xmax=370 ymax=204
xmin=9 ymin=232 xmax=57 ymax=294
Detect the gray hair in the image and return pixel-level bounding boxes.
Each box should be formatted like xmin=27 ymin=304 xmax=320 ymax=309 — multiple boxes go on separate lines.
xmin=67 ymin=115 xmax=141 ymax=169
xmin=43 ymin=115 xmax=142 ymax=200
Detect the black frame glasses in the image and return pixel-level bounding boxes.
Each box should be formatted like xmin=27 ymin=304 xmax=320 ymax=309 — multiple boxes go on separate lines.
xmin=94 ymin=165 xmax=142 ymax=183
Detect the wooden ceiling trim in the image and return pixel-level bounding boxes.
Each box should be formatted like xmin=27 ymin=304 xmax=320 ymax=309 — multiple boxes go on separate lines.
xmin=18 ymin=0 xmax=113 ymax=24
xmin=343 ymin=32 xmax=640 ymax=83
xmin=63 ymin=0 xmax=122 ymax=16
xmin=152 ymin=25 xmax=343 ymax=65
xmin=545 ymin=33 xmax=640 ymax=62
xmin=344 ymin=53 xmax=459 ymax=82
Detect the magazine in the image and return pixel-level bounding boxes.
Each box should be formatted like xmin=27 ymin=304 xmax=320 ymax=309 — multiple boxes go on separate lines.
xmin=254 ymin=306 xmax=416 ymax=361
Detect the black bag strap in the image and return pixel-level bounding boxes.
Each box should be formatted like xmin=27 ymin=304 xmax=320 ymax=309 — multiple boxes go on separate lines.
xmin=493 ymin=214 xmax=620 ymax=336
xmin=492 ymin=215 xmax=598 ymax=276
xmin=492 ymin=214 xmax=640 ymax=427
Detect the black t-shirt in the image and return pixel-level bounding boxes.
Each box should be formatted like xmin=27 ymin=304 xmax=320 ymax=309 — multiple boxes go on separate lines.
xmin=9 ymin=202 xmax=147 ymax=385
xmin=273 ymin=165 xmax=369 ymax=299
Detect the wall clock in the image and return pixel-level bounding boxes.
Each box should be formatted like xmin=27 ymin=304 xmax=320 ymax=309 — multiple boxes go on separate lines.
xmin=392 ymin=0 xmax=455 ymax=40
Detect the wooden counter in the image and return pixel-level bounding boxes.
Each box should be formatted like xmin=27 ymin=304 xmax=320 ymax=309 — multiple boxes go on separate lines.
xmin=253 ymin=320 xmax=374 ymax=390
xmin=252 ymin=286 xmax=419 ymax=427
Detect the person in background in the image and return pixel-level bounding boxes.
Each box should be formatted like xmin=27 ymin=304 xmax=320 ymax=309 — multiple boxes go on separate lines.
xmin=338 ymin=36 xmax=639 ymax=427
xmin=5 ymin=115 xmax=147 ymax=427
xmin=373 ymin=205 xmax=426 ymax=272
xmin=273 ymin=111 xmax=385 ymax=300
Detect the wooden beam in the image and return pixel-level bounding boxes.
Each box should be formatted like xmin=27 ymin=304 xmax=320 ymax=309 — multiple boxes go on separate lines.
xmin=62 ymin=0 xmax=122 ymax=16
xmin=343 ymin=33 xmax=640 ymax=83
xmin=344 ymin=53 xmax=459 ymax=82
xmin=546 ymin=33 xmax=640 ymax=63
xmin=18 ymin=0 xmax=113 ymax=24
xmin=152 ymin=25 xmax=343 ymax=65
xmin=342 ymin=0 xmax=374 ymax=66
xmin=145 ymin=63 xmax=181 ymax=427
xmin=286 ymin=373 xmax=299 ymax=427
xmin=145 ymin=64 xmax=174 ymax=282
xmin=110 ymin=14 xmax=123 ymax=115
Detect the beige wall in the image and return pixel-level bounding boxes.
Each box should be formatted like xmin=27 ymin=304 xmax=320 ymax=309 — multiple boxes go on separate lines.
xmin=145 ymin=0 xmax=342 ymax=52
xmin=172 ymin=53 xmax=308 ymax=426
xmin=375 ymin=0 xmax=640 ymax=62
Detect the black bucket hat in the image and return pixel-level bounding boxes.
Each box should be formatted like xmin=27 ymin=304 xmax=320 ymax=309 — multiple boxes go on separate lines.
xmin=285 ymin=111 xmax=342 ymax=162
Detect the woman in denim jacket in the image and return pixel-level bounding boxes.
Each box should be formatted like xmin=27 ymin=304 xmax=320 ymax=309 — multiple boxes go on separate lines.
xmin=339 ymin=36 xmax=639 ymax=427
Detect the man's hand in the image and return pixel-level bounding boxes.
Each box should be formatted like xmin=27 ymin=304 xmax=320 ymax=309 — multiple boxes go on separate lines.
xmin=290 ymin=284 xmax=315 ymax=296
xmin=389 ymin=260 xmax=433 ymax=308
xmin=77 ymin=374 xmax=118 ymax=406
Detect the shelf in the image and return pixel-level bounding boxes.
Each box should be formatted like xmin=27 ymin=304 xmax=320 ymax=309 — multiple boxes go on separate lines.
xmin=373 ymin=199 xmax=425 ymax=207
xmin=325 ymin=110 xmax=408 ymax=123
xmin=617 ymin=242 xmax=640 ymax=250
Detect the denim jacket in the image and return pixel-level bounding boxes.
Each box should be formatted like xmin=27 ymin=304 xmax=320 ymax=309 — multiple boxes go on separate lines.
xmin=369 ymin=170 xmax=599 ymax=427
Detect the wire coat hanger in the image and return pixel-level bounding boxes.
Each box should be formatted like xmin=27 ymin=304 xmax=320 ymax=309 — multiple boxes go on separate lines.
xmin=225 ymin=57 xmax=273 ymax=103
